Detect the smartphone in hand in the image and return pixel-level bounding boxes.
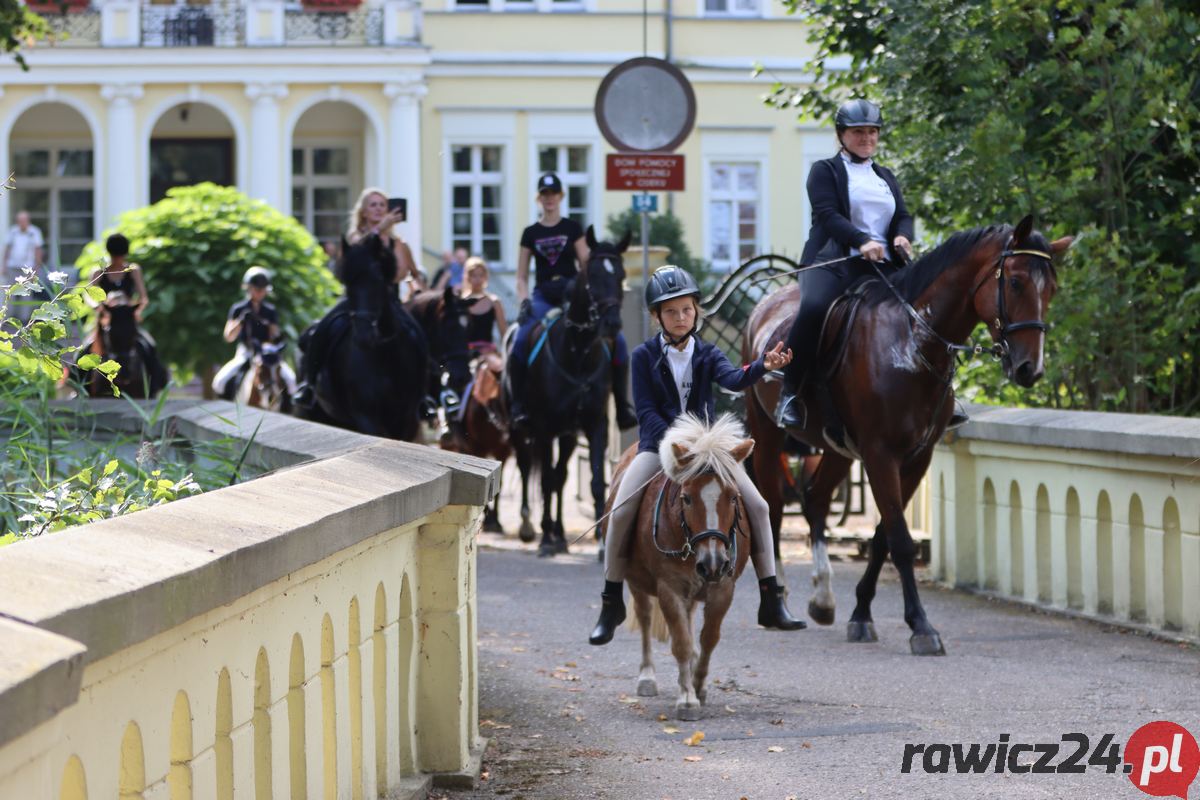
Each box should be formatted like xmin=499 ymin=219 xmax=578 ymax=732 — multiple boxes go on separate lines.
xmin=387 ymin=197 xmax=407 ymax=221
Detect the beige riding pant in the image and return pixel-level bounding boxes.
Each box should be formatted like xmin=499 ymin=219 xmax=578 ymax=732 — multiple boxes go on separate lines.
xmin=603 ymin=450 xmax=777 ymax=582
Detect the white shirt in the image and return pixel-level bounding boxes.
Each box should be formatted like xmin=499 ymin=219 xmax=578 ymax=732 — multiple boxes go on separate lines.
xmin=662 ymin=333 xmax=695 ymax=409
xmin=841 ymin=152 xmax=895 ymax=258
xmin=5 ymin=224 xmax=44 ymax=270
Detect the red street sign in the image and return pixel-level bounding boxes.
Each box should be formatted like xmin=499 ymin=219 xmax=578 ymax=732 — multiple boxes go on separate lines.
xmin=606 ymin=153 xmax=685 ymax=191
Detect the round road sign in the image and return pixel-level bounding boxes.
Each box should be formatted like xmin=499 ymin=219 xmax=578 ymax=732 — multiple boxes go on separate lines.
xmin=594 ymin=57 xmax=697 ymax=153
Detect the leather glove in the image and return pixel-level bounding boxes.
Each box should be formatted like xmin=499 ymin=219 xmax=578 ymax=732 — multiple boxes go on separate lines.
xmin=517 ymin=298 xmax=533 ymax=325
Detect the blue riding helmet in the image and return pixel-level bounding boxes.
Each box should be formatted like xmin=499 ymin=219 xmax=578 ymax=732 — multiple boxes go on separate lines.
xmin=645 ymin=265 xmax=700 ymax=310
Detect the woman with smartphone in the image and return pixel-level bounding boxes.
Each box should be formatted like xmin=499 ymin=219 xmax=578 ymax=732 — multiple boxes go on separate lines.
xmin=346 ymin=188 xmax=424 ymax=292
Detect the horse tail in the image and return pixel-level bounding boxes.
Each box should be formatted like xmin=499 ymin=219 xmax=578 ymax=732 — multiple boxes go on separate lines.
xmin=625 ymin=600 xmax=670 ymax=644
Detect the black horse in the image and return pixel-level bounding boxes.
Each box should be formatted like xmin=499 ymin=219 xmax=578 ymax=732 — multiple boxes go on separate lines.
xmin=296 ymin=234 xmax=428 ymax=440
xmin=405 ymin=286 xmax=473 ymax=421
xmin=84 ymin=293 xmax=168 ymax=398
xmin=511 ymin=225 xmax=630 ymax=556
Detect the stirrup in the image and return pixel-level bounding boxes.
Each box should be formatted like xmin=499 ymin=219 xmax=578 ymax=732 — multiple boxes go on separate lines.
xmin=776 ymin=392 xmax=806 ymax=430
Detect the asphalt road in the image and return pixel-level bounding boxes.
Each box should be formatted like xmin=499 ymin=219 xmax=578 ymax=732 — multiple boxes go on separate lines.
xmin=437 ymin=543 xmax=1200 ymax=800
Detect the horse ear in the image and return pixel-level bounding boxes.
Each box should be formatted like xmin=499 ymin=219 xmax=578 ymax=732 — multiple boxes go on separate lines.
xmin=1013 ymin=214 xmax=1035 ymax=244
xmin=617 ymin=228 xmax=633 ymax=253
xmin=731 ymin=438 xmax=755 ymax=463
xmin=586 ymin=225 xmax=598 ymax=250
xmin=1050 ymin=236 xmax=1074 ymax=257
xmin=671 ymin=443 xmax=692 ymax=473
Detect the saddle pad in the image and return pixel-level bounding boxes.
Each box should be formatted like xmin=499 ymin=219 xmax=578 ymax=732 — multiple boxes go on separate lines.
xmin=472 ymin=359 xmax=502 ymax=406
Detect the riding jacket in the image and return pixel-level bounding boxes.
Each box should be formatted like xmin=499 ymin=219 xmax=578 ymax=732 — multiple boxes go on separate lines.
xmin=632 ymin=333 xmax=765 ymax=454
xmin=799 ymin=153 xmax=914 ymax=266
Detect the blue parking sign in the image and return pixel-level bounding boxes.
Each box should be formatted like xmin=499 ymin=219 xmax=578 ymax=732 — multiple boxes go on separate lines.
xmin=632 ymin=194 xmax=658 ymax=213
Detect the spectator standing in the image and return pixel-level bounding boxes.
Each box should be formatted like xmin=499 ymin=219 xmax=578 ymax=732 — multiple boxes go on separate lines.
xmin=3 ymin=211 xmax=45 ymax=284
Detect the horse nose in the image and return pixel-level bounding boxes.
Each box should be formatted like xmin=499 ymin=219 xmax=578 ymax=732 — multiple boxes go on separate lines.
xmin=696 ymin=560 xmax=709 ymax=581
xmin=1015 ymin=359 xmax=1042 ymax=387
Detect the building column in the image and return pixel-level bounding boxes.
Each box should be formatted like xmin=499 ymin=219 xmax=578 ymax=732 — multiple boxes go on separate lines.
xmin=245 ymin=83 xmax=289 ymax=211
xmin=99 ymin=83 xmax=143 ymax=224
xmin=384 ymin=80 xmax=426 ymax=269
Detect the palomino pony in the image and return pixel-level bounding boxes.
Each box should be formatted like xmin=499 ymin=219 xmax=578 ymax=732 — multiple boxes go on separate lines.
xmin=85 ymin=292 xmax=169 ymax=398
xmin=743 ymin=216 xmax=1071 ymax=654
xmin=510 ymin=225 xmax=630 ymax=556
xmin=405 ymin=286 xmax=473 ymax=419
xmin=235 ymin=340 xmax=291 ymax=412
xmin=606 ymin=414 xmax=752 ymax=720
xmin=296 ymin=234 xmax=429 ymax=440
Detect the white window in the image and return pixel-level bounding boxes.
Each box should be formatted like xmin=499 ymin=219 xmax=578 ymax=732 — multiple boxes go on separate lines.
xmin=292 ymin=143 xmax=355 ymax=249
xmin=707 ymin=162 xmax=761 ymax=271
xmin=449 ymin=145 xmax=504 ymax=263
xmin=703 ymin=0 xmax=760 ymax=15
xmin=535 ymin=145 xmax=591 ymax=228
xmin=9 ymin=146 xmax=94 ymax=269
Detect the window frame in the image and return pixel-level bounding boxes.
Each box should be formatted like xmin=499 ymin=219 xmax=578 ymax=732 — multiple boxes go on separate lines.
xmin=444 ymin=142 xmax=508 ymax=268
xmin=8 ymin=139 xmax=96 ymax=270
xmin=704 ymin=159 xmax=766 ymax=272
xmin=698 ymin=0 xmax=762 ymax=18
xmin=290 ymin=138 xmax=361 ymax=247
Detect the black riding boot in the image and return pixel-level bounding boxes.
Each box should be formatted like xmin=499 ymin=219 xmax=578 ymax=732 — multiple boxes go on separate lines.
xmin=611 ymin=359 xmax=638 ymax=431
xmin=757 ymin=576 xmax=807 ymax=630
xmin=776 ymin=378 xmax=808 ymax=430
xmin=589 ymin=580 xmax=627 ymax=645
xmin=506 ymin=349 xmax=529 ymax=432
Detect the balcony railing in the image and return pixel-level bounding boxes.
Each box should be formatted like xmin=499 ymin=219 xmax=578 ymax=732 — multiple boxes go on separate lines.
xmin=38 ymin=8 xmax=103 ymax=47
xmin=140 ymin=4 xmax=245 ymax=47
xmin=284 ymin=7 xmax=383 ymax=46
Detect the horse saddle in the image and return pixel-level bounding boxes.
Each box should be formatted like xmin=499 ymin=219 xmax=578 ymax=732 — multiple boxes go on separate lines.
xmin=470 ymin=354 xmax=504 ymax=407
xmin=815 ymin=278 xmax=877 ymax=382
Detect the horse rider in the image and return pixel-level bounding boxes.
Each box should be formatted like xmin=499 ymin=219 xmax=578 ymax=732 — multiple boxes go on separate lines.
xmin=776 ymin=99 xmax=969 ymax=438
xmin=461 ymin=255 xmax=508 ymax=356
xmin=212 ymin=266 xmax=297 ymax=400
xmin=84 ymin=233 xmax=167 ymax=384
xmin=507 ymin=172 xmax=637 ymax=433
xmin=295 ymin=188 xmax=428 ymax=410
xmin=589 ymin=265 xmax=808 ymax=646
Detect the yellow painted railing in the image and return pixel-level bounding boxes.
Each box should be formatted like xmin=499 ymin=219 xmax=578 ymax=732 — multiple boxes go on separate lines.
xmin=929 ymin=405 xmax=1200 ymax=640
xmin=0 ymin=401 xmax=497 ymax=800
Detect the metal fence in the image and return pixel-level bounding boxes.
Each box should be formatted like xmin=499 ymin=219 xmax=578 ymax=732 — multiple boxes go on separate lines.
xmin=284 ymin=7 xmax=384 ymax=46
xmin=41 ymin=10 xmax=102 ymax=47
xmin=141 ymin=4 xmax=245 ymax=47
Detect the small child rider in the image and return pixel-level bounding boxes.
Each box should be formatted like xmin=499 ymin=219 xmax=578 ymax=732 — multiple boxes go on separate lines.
xmin=589 ymin=265 xmax=807 ymax=645
xmin=211 ymin=266 xmax=297 ymax=399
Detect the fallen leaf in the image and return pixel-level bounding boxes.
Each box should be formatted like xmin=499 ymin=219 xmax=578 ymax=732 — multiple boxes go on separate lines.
xmin=802 ymin=741 xmax=812 ymax=749
xmin=657 ymin=714 xmax=668 ymax=722
xmin=850 ymin=703 xmax=861 ymax=709
xmin=565 ymin=661 xmax=577 ymax=667
xmin=662 ymin=726 xmax=680 ymax=734
xmin=767 ymin=745 xmax=784 ymax=753
xmin=770 ymin=718 xmax=784 ymax=726
xmin=479 ymin=720 xmax=511 ymax=730
xmin=684 ymin=731 xmax=705 ymax=747
xmin=721 ymin=774 xmax=731 ymax=781
xmin=683 ymin=755 xmax=703 ymax=762
xmin=512 ymin=646 xmax=526 ymax=652
xmin=724 ymin=705 xmax=736 ymax=714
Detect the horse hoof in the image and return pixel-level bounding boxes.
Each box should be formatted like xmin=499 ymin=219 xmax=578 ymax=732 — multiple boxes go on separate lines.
xmin=636 ymin=679 xmax=658 ymax=697
xmin=846 ymin=621 xmax=878 ymax=643
xmin=909 ymin=632 xmax=946 ymax=656
xmin=554 ymin=538 xmax=569 ymax=554
xmin=537 ymin=544 xmax=556 ymax=558
xmin=807 ymin=599 xmax=836 ymax=626
xmin=675 ymin=703 xmax=701 ymax=722
xmin=518 ymin=520 xmax=536 ymax=543
xmin=695 ymin=688 xmax=707 ymax=706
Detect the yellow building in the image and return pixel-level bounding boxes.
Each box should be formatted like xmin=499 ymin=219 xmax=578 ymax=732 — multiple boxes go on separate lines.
xmin=0 ymin=0 xmax=833 ymax=281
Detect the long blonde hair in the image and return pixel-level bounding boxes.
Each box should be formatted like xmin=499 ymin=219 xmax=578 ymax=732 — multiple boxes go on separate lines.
xmin=348 ymin=186 xmax=387 ymax=236
xmin=461 ymin=256 xmax=489 ymax=297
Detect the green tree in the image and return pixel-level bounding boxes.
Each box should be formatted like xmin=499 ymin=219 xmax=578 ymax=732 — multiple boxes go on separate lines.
xmin=75 ymin=183 xmax=341 ymax=382
xmin=0 ymin=0 xmax=49 ymax=71
xmin=765 ymin=0 xmax=1200 ymax=413
xmin=605 ymin=208 xmax=719 ymax=294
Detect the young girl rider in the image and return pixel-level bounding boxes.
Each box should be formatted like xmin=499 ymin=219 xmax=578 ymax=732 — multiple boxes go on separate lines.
xmin=211 ymin=266 xmax=297 ymax=399
xmin=589 ymin=265 xmax=807 ymax=645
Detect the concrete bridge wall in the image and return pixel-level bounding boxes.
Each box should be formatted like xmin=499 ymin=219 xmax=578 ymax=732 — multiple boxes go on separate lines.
xmin=929 ymin=405 xmax=1200 ymax=640
xmin=0 ymin=401 xmax=498 ymax=800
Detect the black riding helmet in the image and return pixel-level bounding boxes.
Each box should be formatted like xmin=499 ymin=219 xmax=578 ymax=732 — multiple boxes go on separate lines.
xmin=645 ymin=265 xmax=700 ymax=310
xmin=835 ymin=98 xmax=884 ymax=131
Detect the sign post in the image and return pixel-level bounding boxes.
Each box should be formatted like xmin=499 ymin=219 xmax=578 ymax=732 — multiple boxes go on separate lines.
xmin=595 ymin=57 xmax=696 ymax=343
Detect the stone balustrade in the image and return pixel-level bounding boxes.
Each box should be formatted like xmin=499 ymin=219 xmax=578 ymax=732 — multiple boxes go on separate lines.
xmin=0 ymin=400 xmax=498 ymax=799
xmin=929 ymin=404 xmax=1200 ymax=640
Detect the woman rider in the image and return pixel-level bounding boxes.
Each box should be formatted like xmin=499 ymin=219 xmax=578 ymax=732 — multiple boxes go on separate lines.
xmin=589 ymin=265 xmax=806 ymax=645
xmin=86 ymin=233 xmax=167 ymax=387
xmin=507 ymin=172 xmax=637 ymax=432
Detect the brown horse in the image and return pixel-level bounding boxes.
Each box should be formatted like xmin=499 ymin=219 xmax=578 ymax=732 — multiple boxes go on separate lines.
xmin=236 ymin=340 xmax=291 ymax=413
xmin=440 ymin=349 xmax=512 ymax=533
xmin=743 ymin=216 xmax=1071 ymax=655
xmin=606 ymin=414 xmax=752 ymax=720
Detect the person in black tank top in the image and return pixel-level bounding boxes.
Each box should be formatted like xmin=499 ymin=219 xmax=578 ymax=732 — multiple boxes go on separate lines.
xmin=460 ymin=256 xmax=507 ymax=352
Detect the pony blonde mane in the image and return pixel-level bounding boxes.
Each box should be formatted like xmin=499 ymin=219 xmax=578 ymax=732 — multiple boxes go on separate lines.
xmin=658 ymin=413 xmax=749 ymax=486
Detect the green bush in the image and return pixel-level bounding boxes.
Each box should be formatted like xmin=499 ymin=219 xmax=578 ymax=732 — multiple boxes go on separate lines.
xmin=75 ymin=183 xmax=341 ymax=381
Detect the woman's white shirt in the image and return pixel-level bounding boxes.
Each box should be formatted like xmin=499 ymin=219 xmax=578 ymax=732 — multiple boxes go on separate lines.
xmin=662 ymin=334 xmax=695 ymax=408
xmin=841 ymin=152 xmax=895 ymax=257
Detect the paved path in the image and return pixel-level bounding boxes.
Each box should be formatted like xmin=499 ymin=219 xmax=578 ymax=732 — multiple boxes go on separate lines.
xmin=440 ymin=545 xmax=1200 ymax=800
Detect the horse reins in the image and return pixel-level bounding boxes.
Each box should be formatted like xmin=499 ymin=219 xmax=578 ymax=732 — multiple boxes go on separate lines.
xmin=650 ymin=478 xmax=743 ymax=576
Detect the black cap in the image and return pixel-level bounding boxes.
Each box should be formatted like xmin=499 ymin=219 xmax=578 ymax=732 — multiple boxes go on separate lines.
xmin=537 ymin=173 xmax=564 ymax=194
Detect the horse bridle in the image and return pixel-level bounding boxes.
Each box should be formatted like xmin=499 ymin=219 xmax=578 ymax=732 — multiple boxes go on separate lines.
xmin=650 ymin=479 xmax=742 ymax=576
xmin=970 ymin=241 xmax=1054 ymax=359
